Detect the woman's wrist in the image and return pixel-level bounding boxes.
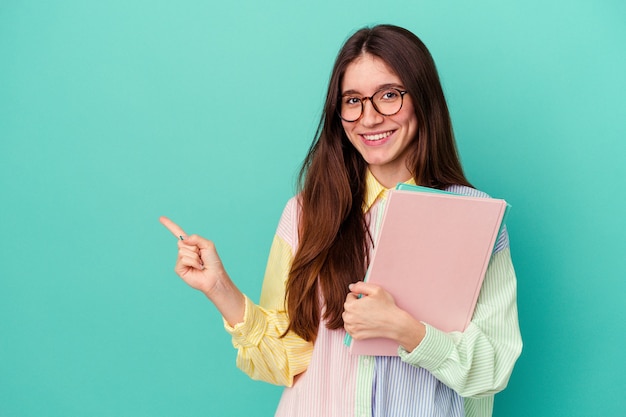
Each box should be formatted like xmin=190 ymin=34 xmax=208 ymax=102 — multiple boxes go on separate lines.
xmin=393 ymin=310 xmax=426 ymax=353
xmin=203 ymin=272 xmax=246 ymax=327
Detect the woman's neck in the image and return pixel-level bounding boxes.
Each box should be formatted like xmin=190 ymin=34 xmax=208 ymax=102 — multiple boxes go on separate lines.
xmin=369 ymin=166 xmax=413 ymax=189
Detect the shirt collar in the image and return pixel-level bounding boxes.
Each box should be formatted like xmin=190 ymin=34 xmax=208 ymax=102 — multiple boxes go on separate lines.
xmin=363 ymin=170 xmax=416 ymax=211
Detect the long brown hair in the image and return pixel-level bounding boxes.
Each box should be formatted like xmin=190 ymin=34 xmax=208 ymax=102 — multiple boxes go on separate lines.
xmin=285 ymin=25 xmax=472 ymax=342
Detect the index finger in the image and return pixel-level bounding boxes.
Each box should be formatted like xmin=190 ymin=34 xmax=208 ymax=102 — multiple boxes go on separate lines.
xmin=348 ymin=281 xmax=376 ymax=296
xmin=159 ymin=216 xmax=188 ymax=239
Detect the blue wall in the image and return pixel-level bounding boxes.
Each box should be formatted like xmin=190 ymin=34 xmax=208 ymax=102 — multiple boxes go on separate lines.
xmin=1 ymin=1 xmax=624 ymax=416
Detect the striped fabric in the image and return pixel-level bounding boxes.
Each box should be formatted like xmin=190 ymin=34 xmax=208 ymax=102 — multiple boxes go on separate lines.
xmin=224 ymin=172 xmax=522 ymax=417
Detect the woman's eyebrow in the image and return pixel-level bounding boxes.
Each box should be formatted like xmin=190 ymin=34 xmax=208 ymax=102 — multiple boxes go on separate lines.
xmin=341 ymin=83 xmax=405 ymax=96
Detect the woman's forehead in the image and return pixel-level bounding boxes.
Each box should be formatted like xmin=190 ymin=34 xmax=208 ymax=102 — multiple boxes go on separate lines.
xmin=342 ymin=54 xmax=402 ymax=93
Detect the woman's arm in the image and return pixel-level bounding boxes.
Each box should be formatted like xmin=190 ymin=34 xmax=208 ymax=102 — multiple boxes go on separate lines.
xmin=161 ymin=198 xmax=313 ymax=387
xmin=224 ymin=232 xmax=313 ymax=386
xmin=225 ymin=298 xmax=312 ymax=386
xmin=344 ymin=247 xmax=521 ymax=397
xmin=159 ymin=216 xmax=246 ymax=326
xmin=399 ymin=248 xmax=522 ymax=397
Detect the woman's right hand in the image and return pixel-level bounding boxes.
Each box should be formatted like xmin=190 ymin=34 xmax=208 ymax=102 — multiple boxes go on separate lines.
xmin=159 ymin=216 xmax=227 ymax=297
xmin=159 ymin=216 xmax=246 ymax=325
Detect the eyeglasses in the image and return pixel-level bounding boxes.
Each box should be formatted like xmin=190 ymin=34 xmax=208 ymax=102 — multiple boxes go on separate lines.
xmin=339 ymin=87 xmax=407 ymax=122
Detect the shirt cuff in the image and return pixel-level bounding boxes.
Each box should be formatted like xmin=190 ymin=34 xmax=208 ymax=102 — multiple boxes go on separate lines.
xmin=398 ymin=323 xmax=455 ymax=370
xmin=223 ymin=296 xmax=268 ymax=348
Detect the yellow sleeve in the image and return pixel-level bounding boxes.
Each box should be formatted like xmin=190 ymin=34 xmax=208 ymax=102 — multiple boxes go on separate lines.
xmin=224 ymin=234 xmax=313 ymax=386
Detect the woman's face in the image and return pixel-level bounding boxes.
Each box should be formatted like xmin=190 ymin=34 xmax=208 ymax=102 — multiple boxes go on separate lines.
xmin=340 ymin=53 xmax=418 ymax=188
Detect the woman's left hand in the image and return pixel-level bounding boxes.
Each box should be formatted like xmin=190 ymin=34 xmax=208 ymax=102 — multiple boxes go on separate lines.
xmin=343 ymin=281 xmax=426 ymax=352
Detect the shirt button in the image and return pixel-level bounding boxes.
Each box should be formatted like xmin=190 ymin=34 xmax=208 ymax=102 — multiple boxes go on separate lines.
xmin=363 ymin=357 xmax=371 ymax=366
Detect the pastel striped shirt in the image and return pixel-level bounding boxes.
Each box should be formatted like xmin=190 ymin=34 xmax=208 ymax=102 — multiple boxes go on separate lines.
xmin=225 ymin=173 xmax=522 ymax=417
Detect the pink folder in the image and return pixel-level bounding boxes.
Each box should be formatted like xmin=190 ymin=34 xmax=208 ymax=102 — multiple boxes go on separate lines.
xmin=349 ymin=189 xmax=508 ymax=356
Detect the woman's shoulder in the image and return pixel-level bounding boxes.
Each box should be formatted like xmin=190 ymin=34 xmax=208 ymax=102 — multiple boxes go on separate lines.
xmin=276 ymin=196 xmax=300 ymax=223
xmin=282 ymin=194 xmax=302 ymax=215
xmin=274 ymin=195 xmax=302 ymax=246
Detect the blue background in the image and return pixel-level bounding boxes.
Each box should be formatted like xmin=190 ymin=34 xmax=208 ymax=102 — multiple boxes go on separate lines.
xmin=1 ymin=1 xmax=624 ymax=416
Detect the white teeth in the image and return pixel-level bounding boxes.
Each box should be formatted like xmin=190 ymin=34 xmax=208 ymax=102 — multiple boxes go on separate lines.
xmin=363 ymin=131 xmax=392 ymax=141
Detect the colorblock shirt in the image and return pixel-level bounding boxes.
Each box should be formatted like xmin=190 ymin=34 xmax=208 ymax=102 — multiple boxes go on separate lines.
xmin=225 ymin=172 xmax=522 ymax=417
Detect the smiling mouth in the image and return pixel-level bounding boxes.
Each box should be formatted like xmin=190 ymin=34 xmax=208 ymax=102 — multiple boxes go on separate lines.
xmin=362 ymin=130 xmax=394 ymax=141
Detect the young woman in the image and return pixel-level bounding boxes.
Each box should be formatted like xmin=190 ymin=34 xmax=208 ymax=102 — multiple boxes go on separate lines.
xmin=161 ymin=24 xmax=522 ymax=417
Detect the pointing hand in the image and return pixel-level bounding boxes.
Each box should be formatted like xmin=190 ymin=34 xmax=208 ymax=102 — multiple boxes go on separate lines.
xmin=159 ymin=216 xmax=226 ymax=296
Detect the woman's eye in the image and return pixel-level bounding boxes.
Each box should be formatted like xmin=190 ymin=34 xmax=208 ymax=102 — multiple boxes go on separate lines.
xmin=381 ymin=90 xmax=399 ymax=100
xmin=344 ymin=97 xmax=361 ymax=106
